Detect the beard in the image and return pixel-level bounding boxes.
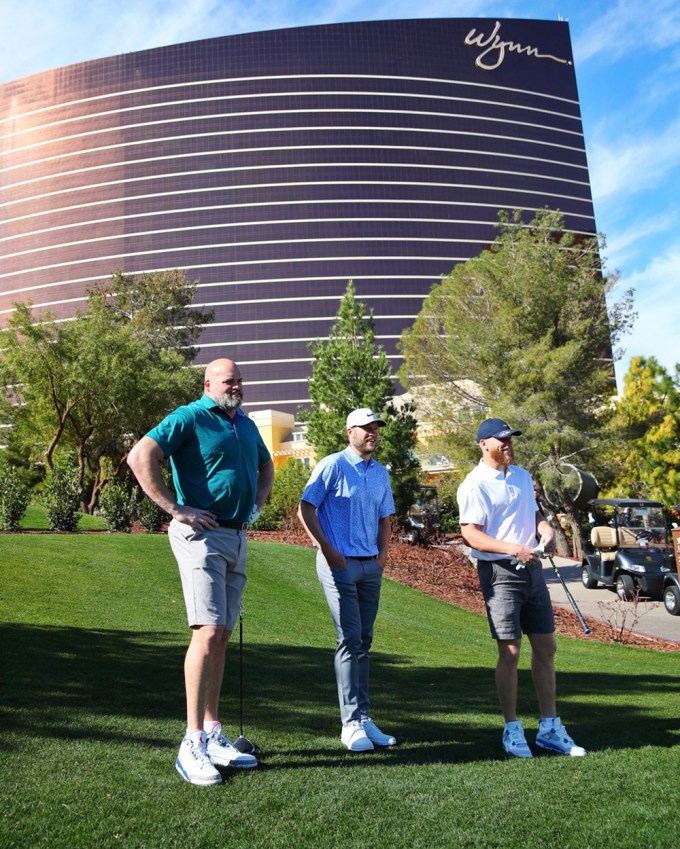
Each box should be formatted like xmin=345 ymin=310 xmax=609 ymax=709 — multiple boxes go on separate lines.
xmin=490 ymin=444 xmax=513 ymax=466
xmin=214 ymin=390 xmax=243 ymax=412
xmin=349 ymin=429 xmax=378 ymax=456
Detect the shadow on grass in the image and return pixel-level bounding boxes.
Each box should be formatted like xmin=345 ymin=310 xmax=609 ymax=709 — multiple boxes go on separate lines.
xmin=1 ymin=623 xmax=679 ymax=766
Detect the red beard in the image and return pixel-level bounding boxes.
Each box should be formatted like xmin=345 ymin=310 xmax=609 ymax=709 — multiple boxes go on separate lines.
xmin=490 ymin=444 xmax=513 ymax=466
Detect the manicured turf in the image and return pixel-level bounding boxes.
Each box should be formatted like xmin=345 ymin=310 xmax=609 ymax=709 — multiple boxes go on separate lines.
xmin=19 ymin=504 xmax=107 ymax=531
xmin=1 ymin=534 xmax=678 ymax=849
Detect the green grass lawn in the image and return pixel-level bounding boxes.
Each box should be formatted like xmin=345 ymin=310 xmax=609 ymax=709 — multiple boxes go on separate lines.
xmin=1 ymin=534 xmax=678 ymax=849
xmin=19 ymin=504 xmax=107 ymax=531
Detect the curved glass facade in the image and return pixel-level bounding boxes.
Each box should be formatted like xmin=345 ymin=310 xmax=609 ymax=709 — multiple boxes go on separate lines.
xmin=0 ymin=19 xmax=595 ymax=413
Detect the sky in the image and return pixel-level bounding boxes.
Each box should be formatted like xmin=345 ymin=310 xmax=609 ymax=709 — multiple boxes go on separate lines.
xmin=1 ymin=0 xmax=678 ymax=392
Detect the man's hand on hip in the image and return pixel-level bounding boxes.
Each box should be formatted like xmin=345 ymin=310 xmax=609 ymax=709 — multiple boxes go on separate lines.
xmin=173 ymin=506 xmax=219 ymax=531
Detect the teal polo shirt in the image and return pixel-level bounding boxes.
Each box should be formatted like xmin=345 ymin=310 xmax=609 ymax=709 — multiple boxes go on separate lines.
xmin=146 ymin=395 xmax=271 ymax=522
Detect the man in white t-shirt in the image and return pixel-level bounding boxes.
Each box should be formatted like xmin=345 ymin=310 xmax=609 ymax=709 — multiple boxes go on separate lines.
xmin=457 ymin=418 xmax=587 ymax=759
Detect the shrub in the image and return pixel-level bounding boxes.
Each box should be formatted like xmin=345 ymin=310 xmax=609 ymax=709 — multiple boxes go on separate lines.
xmin=434 ymin=475 xmax=461 ymax=535
xmin=44 ymin=456 xmax=81 ymax=531
xmin=0 ymin=463 xmax=32 ymax=531
xmin=99 ymin=479 xmax=133 ymax=532
xmin=137 ymin=495 xmax=169 ymax=533
xmin=253 ymin=459 xmax=311 ymax=530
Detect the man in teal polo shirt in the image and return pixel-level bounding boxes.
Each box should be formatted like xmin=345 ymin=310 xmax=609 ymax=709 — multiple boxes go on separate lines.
xmin=127 ymin=358 xmax=274 ymax=785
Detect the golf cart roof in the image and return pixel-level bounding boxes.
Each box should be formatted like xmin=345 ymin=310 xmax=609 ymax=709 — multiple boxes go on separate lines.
xmin=588 ymin=498 xmax=664 ymax=509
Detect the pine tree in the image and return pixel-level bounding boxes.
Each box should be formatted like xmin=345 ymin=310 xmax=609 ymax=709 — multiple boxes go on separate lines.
xmin=302 ymin=282 xmax=421 ymax=520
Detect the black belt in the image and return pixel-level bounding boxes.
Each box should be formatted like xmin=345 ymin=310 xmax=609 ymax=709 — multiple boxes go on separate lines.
xmin=217 ymin=520 xmax=249 ymax=530
xmin=351 ymin=555 xmax=377 ymax=561
xmin=481 ymin=558 xmax=515 ymax=567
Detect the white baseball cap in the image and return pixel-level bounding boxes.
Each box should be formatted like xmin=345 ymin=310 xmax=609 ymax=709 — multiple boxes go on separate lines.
xmin=346 ymin=408 xmax=387 ymax=429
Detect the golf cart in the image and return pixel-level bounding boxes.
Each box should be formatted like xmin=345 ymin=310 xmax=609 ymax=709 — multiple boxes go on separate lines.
xmin=662 ymin=573 xmax=680 ymax=616
xmin=581 ymin=499 xmax=677 ymax=601
xmin=403 ymin=485 xmax=441 ymax=546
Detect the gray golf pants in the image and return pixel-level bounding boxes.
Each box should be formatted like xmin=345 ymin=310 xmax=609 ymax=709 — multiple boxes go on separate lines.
xmin=316 ymin=551 xmax=383 ymax=725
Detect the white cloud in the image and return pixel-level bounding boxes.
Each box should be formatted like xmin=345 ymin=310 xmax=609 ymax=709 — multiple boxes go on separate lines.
xmin=613 ymin=244 xmax=680 ymax=383
xmin=604 ymin=210 xmax=677 ymax=269
xmin=588 ymin=111 xmax=680 ymax=205
xmin=575 ymin=0 xmax=680 ymax=64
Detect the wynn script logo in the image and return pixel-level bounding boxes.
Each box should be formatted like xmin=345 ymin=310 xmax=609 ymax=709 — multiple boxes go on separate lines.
xmin=464 ymin=21 xmax=571 ymax=71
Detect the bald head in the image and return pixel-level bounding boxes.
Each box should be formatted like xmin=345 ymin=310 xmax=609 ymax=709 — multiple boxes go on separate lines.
xmin=204 ymin=358 xmax=243 ymax=414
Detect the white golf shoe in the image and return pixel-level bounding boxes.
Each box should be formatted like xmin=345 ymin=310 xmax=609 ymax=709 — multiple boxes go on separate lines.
xmin=176 ymin=732 xmax=222 ymax=786
xmin=206 ymin=724 xmax=258 ymax=768
xmin=341 ymin=719 xmax=374 ymax=751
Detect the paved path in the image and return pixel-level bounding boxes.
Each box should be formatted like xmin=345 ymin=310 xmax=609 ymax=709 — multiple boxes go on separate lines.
xmin=543 ymin=556 xmax=680 ymax=645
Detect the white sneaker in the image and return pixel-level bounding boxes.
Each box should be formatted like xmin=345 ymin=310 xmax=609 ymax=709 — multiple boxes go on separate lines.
xmin=502 ymin=720 xmax=533 ymax=758
xmin=341 ymin=720 xmax=374 ymax=751
xmin=206 ymin=724 xmax=258 ymax=769
xmin=362 ymin=718 xmax=397 ymax=747
xmin=536 ymin=718 xmax=587 ymax=757
xmin=176 ymin=732 xmax=222 ymax=786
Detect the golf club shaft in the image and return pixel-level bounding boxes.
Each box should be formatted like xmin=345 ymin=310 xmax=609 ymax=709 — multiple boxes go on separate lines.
xmin=239 ymin=605 xmax=244 ymax=736
xmin=534 ymin=501 xmax=591 ymax=635
xmin=546 ymin=553 xmax=591 ymax=634
xmin=232 ymin=605 xmax=257 ymax=754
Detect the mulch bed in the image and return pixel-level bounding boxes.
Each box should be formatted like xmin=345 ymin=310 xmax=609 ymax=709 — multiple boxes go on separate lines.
xmin=249 ymin=527 xmax=680 ymax=653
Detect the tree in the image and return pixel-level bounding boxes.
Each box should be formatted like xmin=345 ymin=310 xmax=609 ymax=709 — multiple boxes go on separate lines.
xmin=302 ymin=282 xmax=421 ymax=520
xmin=604 ymin=356 xmax=680 ymax=506
xmin=86 ymin=269 xmax=212 ymax=359
xmin=0 ymin=270 xmax=210 ymax=511
xmin=400 ymin=209 xmax=635 ymax=557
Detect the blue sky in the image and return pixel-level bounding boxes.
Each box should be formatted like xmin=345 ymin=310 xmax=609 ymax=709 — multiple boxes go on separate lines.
xmin=1 ymin=0 xmax=678 ymax=390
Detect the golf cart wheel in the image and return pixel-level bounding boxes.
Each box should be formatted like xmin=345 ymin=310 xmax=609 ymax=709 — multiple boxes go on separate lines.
xmin=663 ymin=585 xmax=680 ymax=616
xmin=615 ymin=574 xmax=636 ymax=601
xmin=581 ymin=565 xmax=598 ymax=589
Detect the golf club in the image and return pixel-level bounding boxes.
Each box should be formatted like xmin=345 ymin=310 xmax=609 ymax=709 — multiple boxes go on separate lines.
xmin=534 ymin=545 xmax=591 ymax=635
xmin=232 ymin=604 xmax=258 ymax=754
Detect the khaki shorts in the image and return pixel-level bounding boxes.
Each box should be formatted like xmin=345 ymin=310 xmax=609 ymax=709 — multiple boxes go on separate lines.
xmin=168 ymin=519 xmax=247 ymax=630
xmin=477 ymin=559 xmax=554 ymax=640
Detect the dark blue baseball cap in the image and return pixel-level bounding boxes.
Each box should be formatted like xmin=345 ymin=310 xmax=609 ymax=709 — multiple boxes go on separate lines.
xmin=476 ymin=418 xmax=522 ymax=442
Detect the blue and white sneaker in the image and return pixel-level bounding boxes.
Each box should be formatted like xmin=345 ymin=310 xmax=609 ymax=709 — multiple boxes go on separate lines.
xmin=206 ymin=724 xmax=258 ymax=769
xmin=176 ymin=732 xmax=222 ymax=786
xmin=341 ymin=720 xmax=374 ymax=751
xmin=503 ymin=720 xmax=533 ymax=758
xmin=536 ymin=717 xmax=587 ymax=757
xmin=362 ymin=718 xmax=397 ymax=747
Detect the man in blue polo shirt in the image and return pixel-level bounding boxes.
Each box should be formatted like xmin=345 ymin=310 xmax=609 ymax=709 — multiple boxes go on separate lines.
xmin=127 ymin=358 xmax=274 ymax=785
xmin=298 ymin=408 xmax=397 ymax=752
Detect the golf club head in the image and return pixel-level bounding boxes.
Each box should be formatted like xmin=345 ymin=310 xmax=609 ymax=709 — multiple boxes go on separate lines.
xmin=232 ymin=734 xmax=258 ymax=755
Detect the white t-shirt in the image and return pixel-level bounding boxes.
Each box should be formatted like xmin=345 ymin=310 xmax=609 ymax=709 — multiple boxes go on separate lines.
xmin=457 ymin=460 xmax=538 ymax=561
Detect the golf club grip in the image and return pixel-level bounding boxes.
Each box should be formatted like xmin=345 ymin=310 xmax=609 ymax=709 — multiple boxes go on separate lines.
xmin=549 ymin=556 xmax=591 ymax=634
